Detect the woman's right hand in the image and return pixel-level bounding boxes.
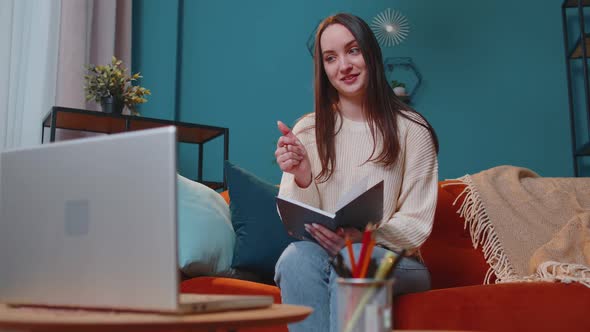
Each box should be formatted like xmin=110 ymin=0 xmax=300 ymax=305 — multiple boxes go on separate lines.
xmin=275 ymin=121 xmax=312 ymax=188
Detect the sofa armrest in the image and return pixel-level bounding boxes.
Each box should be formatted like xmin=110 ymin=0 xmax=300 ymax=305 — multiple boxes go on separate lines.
xmin=420 ymin=181 xmax=491 ymax=289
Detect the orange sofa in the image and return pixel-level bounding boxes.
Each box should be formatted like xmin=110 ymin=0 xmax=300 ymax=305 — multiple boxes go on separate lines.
xmin=181 ymin=181 xmax=590 ymax=331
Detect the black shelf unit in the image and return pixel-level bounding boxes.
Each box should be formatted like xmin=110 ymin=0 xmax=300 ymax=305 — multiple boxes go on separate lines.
xmin=562 ymin=0 xmax=590 ymax=176
xmin=42 ymin=106 xmax=229 ymax=190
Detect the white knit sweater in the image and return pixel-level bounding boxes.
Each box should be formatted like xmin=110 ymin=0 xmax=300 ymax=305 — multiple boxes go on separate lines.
xmin=278 ymin=111 xmax=438 ymax=252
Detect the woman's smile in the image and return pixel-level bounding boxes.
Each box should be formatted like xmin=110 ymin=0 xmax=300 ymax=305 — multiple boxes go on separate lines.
xmin=341 ymin=73 xmax=360 ymax=84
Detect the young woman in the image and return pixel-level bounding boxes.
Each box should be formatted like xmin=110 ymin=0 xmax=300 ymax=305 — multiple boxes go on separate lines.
xmin=274 ymin=13 xmax=439 ymax=332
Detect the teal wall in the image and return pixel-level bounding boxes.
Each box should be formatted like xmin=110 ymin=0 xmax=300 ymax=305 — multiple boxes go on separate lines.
xmin=133 ymin=0 xmax=587 ymax=184
xmin=132 ymin=0 xmax=179 ymax=120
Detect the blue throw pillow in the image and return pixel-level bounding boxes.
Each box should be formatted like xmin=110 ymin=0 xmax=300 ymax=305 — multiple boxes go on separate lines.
xmin=177 ymin=174 xmax=235 ymax=277
xmin=225 ymin=161 xmax=295 ymax=281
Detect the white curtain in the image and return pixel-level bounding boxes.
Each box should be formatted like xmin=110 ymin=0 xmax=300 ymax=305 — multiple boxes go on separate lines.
xmin=56 ymin=0 xmax=132 ymax=110
xmin=0 ymin=0 xmax=132 ymax=149
xmin=0 ymin=0 xmax=61 ymax=149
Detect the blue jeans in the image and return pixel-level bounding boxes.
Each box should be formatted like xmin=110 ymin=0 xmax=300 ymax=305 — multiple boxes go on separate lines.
xmin=274 ymin=241 xmax=431 ymax=332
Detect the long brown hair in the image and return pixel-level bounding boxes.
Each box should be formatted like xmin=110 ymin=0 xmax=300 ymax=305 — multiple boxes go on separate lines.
xmin=312 ymin=13 xmax=439 ymax=182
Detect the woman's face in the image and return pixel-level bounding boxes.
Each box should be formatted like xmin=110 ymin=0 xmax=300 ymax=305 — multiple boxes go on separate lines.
xmin=320 ymin=23 xmax=367 ymax=100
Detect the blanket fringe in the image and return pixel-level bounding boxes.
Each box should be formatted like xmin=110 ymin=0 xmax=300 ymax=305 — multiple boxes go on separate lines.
xmin=536 ymin=261 xmax=590 ymax=288
xmin=452 ymin=175 xmax=517 ymax=285
xmin=449 ymin=175 xmax=590 ymax=288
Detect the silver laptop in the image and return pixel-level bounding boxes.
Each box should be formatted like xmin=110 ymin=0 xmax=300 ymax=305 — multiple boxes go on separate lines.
xmin=0 ymin=127 xmax=272 ymax=314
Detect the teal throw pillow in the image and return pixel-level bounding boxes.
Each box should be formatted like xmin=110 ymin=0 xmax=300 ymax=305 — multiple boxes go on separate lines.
xmin=225 ymin=161 xmax=295 ymax=281
xmin=177 ymin=174 xmax=235 ymax=277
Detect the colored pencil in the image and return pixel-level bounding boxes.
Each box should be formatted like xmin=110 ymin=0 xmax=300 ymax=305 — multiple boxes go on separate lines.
xmin=358 ymin=237 xmax=375 ymax=278
xmin=345 ymin=236 xmax=356 ymax=276
xmin=353 ymin=224 xmax=373 ymax=278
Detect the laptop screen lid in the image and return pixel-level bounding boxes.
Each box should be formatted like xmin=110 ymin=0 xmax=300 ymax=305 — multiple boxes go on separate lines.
xmin=0 ymin=127 xmax=180 ymax=312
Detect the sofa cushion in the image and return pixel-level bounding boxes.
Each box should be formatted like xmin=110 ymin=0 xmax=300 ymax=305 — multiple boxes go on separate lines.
xmin=420 ymin=180 xmax=491 ymax=289
xmin=181 ymin=276 xmax=282 ymax=303
xmin=393 ymin=282 xmax=590 ymax=331
xmin=225 ymin=161 xmax=296 ymax=282
xmin=177 ymin=174 xmax=235 ymax=277
xmin=220 ymin=190 xmax=230 ymax=204
xmin=181 ymin=276 xmax=287 ymax=332
xmin=181 ymin=273 xmax=590 ymax=332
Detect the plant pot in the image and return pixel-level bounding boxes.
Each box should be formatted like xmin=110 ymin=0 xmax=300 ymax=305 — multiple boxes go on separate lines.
xmin=100 ymin=96 xmax=124 ymax=114
xmin=393 ymin=87 xmax=407 ymax=96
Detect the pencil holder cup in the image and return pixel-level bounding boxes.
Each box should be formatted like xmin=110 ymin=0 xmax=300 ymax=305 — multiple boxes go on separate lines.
xmin=336 ymin=278 xmax=393 ymax=332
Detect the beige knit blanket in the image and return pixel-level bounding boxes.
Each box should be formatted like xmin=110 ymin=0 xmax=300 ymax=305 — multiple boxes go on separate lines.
xmin=450 ymin=166 xmax=590 ymax=287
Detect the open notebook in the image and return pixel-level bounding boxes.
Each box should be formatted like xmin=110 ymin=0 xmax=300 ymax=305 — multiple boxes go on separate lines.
xmin=277 ymin=177 xmax=384 ymax=241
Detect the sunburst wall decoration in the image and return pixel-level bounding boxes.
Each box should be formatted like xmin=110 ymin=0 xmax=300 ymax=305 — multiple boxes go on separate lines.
xmin=370 ymin=9 xmax=410 ymax=47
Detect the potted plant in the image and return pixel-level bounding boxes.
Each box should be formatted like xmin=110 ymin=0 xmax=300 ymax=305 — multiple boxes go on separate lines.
xmin=84 ymin=56 xmax=151 ymax=115
xmin=390 ymin=80 xmax=407 ymax=97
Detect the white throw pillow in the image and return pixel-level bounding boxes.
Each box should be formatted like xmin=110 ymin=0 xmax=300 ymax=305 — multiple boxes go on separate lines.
xmin=177 ymin=174 xmax=234 ymax=277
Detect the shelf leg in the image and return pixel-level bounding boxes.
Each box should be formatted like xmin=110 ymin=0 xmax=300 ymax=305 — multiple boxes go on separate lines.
xmin=198 ymin=143 xmax=203 ymax=182
xmin=563 ymin=5 xmax=580 ymax=176
xmin=578 ymin=1 xmax=590 ymax=145
xmin=224 ymin=128 xmax=229 ymax=190
xmin=50 ymin=110 xmax=57 ymax=143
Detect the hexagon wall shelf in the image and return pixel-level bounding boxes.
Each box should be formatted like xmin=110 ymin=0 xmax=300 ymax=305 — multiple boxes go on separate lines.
xmin=384 ymin=57 xmax=422 ymax=103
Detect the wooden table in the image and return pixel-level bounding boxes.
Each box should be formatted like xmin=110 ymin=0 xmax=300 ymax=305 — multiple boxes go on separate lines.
xmin=42 ymin=106 xmax=230 ymax=190
xmin=0 ymin=303 xmax=312 ymax=332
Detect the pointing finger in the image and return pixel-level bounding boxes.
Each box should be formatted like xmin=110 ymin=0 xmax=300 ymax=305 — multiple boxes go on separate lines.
xmin=277 ymin=120 xmax=297 ymax=139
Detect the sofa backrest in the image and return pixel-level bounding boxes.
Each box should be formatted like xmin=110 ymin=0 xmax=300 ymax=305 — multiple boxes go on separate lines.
xmin=420 ymin=181 xmax=491 ymax=290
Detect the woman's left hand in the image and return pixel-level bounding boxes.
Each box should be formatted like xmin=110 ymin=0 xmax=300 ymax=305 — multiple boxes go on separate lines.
xmin=304 ymin=224 xmax=363 ymax=256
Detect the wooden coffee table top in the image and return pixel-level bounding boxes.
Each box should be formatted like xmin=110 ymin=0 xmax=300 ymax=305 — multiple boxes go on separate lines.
xmin=0 ymin=302 xmax=312 ymax=332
